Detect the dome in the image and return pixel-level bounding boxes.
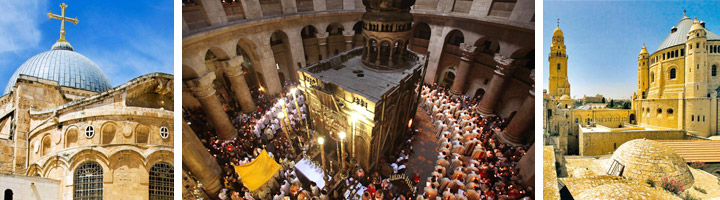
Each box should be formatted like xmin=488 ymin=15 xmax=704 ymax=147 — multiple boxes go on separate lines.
xmin=553 ymin=27 xmax=563 ymax=37
xmin=639 ymin=44 xmax=648 ymax=55
xmin=4 ymin=43 xmax=112 ymax=94
xmin=574 ymin=183 xmax=681 ymax=200
xmin=655 ymin=14 xmax=720 ymax=52
xmin=560 ymin=94 xmax=571 ymax=100
xmin=689 ymin=19 xmax=704 ymax=32
xmin=609 ymin=139 xmax=694 ymax=190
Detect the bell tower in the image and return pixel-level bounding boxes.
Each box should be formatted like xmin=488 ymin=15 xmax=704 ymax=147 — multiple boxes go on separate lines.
xmin=548 ymin=19 xmax=570 ymax=99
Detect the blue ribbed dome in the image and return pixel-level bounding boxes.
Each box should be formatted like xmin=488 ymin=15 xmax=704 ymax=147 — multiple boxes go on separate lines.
xmin=4 ymin=44 xmax=112 ymax=94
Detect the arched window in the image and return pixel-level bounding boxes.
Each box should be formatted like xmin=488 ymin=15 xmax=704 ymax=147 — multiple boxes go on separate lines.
xmin=651 ymin=72 xmax=655 ymax=82
xmin=149 ymin=162 xmax=174 ymax=200
xmin=713 ymin=65 xmax=718 ymax=76
xmin=74 ymin=162 xmax=103 ymax=199
xmin=669 ymin=68 xmax=676 ymax=79
xmin=657 ymin=108 xmax=662 ymax=114
xmin=557 ymin=64 xmax=561 ymax=71
xmin=85 ymin=125 xmax=95 ymax=138
xmin=667 ymin=109 xmax=674 ymax=114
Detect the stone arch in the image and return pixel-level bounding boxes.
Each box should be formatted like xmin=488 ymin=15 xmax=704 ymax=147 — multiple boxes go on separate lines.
xmin=445 ymin=29 xmax=465 ymax=46
xmin=65 ymin=126 xmax=79 ymax=148
xmin=236 ymin=38 xmax=263 ymax=90
xmin=439 ymin=70 xmax=456 ymax=88
xmin=379 ymin=40 xmax=392 ymax=65
xmin=136 ymin=124 xmax=150 ymax=144
xmin=510 ymin=48 xmax=534 ymax=69
xmin=101 ymin=122 xmax=117 ymax=145
xmin=412 ymin=22 xmax=431 ymax=40
xmin=301 ymin=25 xmax=319 ymax=39
xmin=145 ymin=150 xmax=175 ymax=170
xmin=353 ymin=21 xmax=363 ymax=34
xmin=41 ymin=134 xmax=51 ymax=157
xmin=68 ymin=149 xmax=112 ymax=184
xmin=326 ymin=23 xmax=344 ymax=35
xmin=474 ymin=37 xmax=500 ymax=55
xmin=182 ymin=64 xmax=201 ymax=80
xmin=41 ymin=158 xmax=69 ymax=179
xmin=26 ymin=164 xmax=42 ymax=177
xmin=270 ymin=30 xmax=297 ymax=83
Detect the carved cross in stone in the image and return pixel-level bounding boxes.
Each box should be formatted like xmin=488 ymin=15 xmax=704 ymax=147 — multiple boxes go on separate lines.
xmin=48 ymin=3 xmax=79 ymax=42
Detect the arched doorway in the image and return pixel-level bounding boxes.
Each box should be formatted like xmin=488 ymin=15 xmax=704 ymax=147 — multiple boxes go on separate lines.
xmin=629 ymin=114 xmax=636 ymax=124
xmin=474 ymin=88 xmax=485 ymax=100
xmin=4 ymin=189 xmax=12 ymax=200
xmin=301 ymin=25 xmax=319 ymax=64
xmin=410 ymin=22 xmax=431 ymax=54
xmin=270 ymin=30 xmax=297 ymax=84
xmin=439 ymin=71 xmax=455 ymax=88
xmin=237 ymin=38 xmax=263 ymax=92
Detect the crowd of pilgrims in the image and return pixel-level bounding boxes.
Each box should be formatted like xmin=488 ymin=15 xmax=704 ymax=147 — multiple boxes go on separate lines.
xmin=417 ymin=84 xmax=532 ymax=200
xmin=183 ymin=80 xmax=532 ymax=200
xmin=185 ymin=81 xmax=328 ymax=200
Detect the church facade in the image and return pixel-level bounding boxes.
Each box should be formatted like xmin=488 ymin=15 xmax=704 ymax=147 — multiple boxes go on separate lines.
xmin=0 ymin=3 xmax=174 ymax=200
xmin=633 ymin=14 xmax=720 ymax=138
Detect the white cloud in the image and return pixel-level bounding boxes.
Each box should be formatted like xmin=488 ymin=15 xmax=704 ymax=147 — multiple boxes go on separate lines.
xmin=0 ymin=1 xmax=45 ymax=53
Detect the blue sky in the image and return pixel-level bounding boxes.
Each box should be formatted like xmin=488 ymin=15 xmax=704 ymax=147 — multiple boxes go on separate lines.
xmin=0 ymin=0 xmax=173 ymax=90
xmin=543 ymin=1 xmax=720 ymax=99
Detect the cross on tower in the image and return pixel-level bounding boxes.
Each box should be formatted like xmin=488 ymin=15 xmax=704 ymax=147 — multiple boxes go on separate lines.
xmin=48 ymin=3 xmax=79 ymax=42
xmin=557 ymin=18 xmax=560 ymax=27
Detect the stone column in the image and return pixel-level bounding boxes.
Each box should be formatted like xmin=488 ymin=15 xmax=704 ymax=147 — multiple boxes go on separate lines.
xmin=343 ymin=0 xmax=356 ymax=10
xmin=477 ymin=54 xmax=519 ymax=116
xmin=187 ymin=72 xmax=238 ymax=140
xmin=449 ymin=43 xmax=476 ymax=95
xmin=313 ymin=0 xmax=326 ymax=11
xmin=517 ymin=143 xmax=535 ymax=189
xmin=317 ymin=32 xmax=329 ymax=60
xmin=285 ymin=29 xmax=306 ymax=81
xmin=255 ymin=34 xmax=283 ymax=95
xmin=222 ymin=57 xmax=257 ymax=113
xmin=499 ymin=69 xmax=534 ymax=145
xmin=469 ymin=0 xmax=492 ymax=17
xmin=424 ymin=25 xmax=446 ymax=84
xmin=199 ymin=0 xmax=228 ymax=26
xmin=182 ymin=119 xmax=224 ymax=197
xmin=509 ymin=0 xmax=534 ymax=23
xmin=240 ymin=0 xmax=263 ymax=19
xmin=436 ymin=0 xmax=454 ymax=12
xmin=343 ymin=30 xmax=355 ymax=50
xmin=280 ymin=0 xmax=298 ymax=14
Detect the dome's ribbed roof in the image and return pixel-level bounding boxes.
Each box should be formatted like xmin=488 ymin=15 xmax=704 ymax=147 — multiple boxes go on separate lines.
xmin=655 ymin=16 xmax=720 ymax=52
xmin=4 ymin=44 xmax=112 ymax=94
xmin=609 ymin=139 xmax=694 ymax=190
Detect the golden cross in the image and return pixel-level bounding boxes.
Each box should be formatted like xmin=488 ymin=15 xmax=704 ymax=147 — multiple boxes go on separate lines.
xmin=48 ymin=3 xmax=78 ymax=42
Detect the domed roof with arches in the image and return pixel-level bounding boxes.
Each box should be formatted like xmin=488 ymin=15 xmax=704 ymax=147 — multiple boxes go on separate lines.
xmin=4 ymin=42 xmax=112 ymax=94
xmin=609 ymin=139 xmax=694 ymax=190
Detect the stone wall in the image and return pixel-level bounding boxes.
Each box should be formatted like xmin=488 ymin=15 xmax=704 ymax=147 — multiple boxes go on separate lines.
xmin=0 ymin=173 xmax=61 ymax=199
xmin=578 ymin=127 xmax=686 ymax=156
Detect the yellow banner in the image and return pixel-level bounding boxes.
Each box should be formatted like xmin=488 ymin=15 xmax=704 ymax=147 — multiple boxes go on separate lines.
xmin=233 ymin=150 xmax=282 ymax=191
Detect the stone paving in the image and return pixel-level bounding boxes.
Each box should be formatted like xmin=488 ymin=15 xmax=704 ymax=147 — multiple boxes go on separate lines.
xmin=402 ymin=106 xmax=439 ymax=195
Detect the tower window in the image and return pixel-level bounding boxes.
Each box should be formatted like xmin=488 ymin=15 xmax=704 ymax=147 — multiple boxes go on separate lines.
xmin=681 ymin=48 xmax=685 ymax=56
xmin=713 ymin=65 xmax=717 ymax=76
xmin=651 ymin=72 xmax=655 ymax=82
xmin=667 ymin=109 xmax=674 ymax=114
xmin=657 ymin=108 xmax=662 ymax=114
xmin=557 ymin=64 xmax=561 ymax=71
xmin=692 ymin=115 xmax=694 ymax=121
xmin=669 ymin=68 xmax=676 ymax=79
